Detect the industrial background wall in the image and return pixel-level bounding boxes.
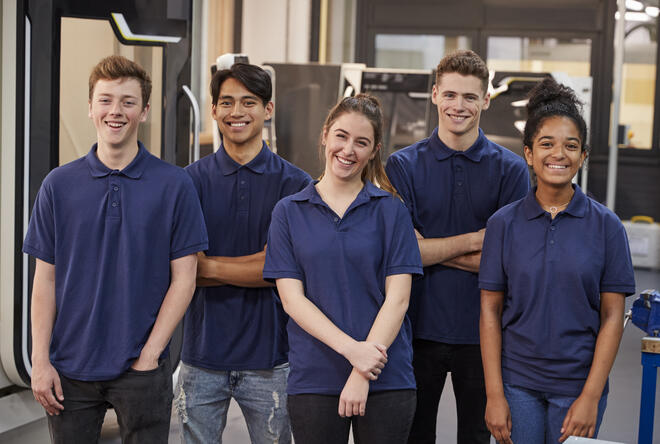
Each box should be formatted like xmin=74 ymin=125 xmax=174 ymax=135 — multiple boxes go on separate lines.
xmin=354 ymin=0 xmax=660 ymax=221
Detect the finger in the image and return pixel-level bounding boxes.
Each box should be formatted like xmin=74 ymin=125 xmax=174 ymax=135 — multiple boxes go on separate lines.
xmin=53 ymin=374 xmax=64 ymax=402
xmin=367 ymin=371 xmax=377 ymax=381
xmin=338 ymin=399 xmax=346 ymax=417
xmin=45 ymin=389 xmax=64 ymax=411
xmin=359 ymin=400 xmax=366 ymax=416
xmin=352 ymin=401 xmax=360 ymax=417
xmin=587 ymin=425 xmax=595 ymax=438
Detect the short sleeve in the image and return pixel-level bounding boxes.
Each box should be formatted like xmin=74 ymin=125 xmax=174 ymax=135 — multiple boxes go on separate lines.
xmin=479 ymin=214 xmax=507 ymax=291
xmin=601 ymin=222 xmax=636 ymax=295
xmin=385 ymin=155 xmax=418 ymax=228
xmin=23 ymin=182 xmax=56 ymax=264
xmin=263 ymin=201 xmax=303 ymax=282
xmin=497 ymin=157 xmax=530 ymax=209
xmin=170 ymin=175 xmax=209 ymax=260
xmin=385 ymin=201 xmax=423 ymax=277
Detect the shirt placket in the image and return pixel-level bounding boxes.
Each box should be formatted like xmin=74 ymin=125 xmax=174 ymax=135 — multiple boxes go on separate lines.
xmin=237 ymin=169 xmax=249 ymax=220
xmin=108 ymin=171 xmax=121 ymax=219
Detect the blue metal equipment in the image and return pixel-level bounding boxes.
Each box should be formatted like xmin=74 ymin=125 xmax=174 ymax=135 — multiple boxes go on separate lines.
xmin=627 ymin=289 xmax=660 ymax=444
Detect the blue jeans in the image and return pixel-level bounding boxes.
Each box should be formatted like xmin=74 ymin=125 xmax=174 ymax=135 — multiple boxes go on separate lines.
xmin=175 ymin=361 xmax=291 ymax=444
xmin=503 ymin=383 xmax=607 ymax=444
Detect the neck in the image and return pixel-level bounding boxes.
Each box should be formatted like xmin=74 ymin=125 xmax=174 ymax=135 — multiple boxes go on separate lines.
xmin=317 ymin=173 xmax=364 ymax=198
xmin=96 ymin=140 xmax=139 ymax=170
xmin=224 ymin=138 xmax=263 ymax=165
xmin=436 ymin=126 xmax=479 ymax=152
xmin=535 ymin=183 xmax=575 ymax=208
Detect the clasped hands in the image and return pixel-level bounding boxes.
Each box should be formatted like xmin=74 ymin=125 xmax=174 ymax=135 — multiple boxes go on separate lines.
xmin=339 ymin=341 xmax=388 ymax=418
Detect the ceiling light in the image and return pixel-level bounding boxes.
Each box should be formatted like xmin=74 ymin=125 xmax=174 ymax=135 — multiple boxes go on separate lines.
xmin=626 ymin=0 xmax=644 ymax=11
xmin=646 ymin=6 xmax=659 ymax=17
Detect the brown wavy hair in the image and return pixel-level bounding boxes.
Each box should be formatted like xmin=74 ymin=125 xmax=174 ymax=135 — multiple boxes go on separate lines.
xmin=88 ymin=55 xmax=151 ymax=109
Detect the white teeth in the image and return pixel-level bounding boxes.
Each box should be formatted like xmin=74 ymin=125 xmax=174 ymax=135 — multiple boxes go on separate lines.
xmin=230 ymin=122 xmax=246 ymax=127
xmin=449 ymin=115 xmax=467 ymax=121
xmin=336 ymin=157 xmax=354 ymax=165
xmin=107 ymin=122 xmax=124 ymax=128
xmin=547 ymin=165 xmax=567 ymax=169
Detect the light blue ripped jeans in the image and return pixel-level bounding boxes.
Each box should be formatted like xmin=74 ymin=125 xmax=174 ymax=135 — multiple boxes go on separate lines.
xmin=175 ymin=361 xmax=291 ymax=444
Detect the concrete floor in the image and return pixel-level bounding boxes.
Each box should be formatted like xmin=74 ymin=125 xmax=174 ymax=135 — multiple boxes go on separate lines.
xmin=3 ymin=269 xmax=659 ymax=443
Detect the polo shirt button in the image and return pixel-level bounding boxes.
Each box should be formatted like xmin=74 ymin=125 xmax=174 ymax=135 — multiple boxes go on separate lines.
xmin=550 ymin=227 xmax=555 ymax=231
xmin=550 ymin=240 xmax=554 ymax=244
xmin=334 ymin=217 xmax=338 ymax=222
xmin=112 ymin=202 xmax=118 ymax=207
xmin=240 ymin=180 xmax=245 ymax=185
xmin=240 ymin=195 xmax=245 ymax=200
xmin=113 ymin=186 xmax=119 ymax=191
xmin=457 ymin=181 xmax=463 ymax=186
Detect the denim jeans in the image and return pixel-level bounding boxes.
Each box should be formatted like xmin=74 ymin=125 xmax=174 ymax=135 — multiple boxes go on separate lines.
xmin=175 ymin=361 xmax=291 ymax=444
xmin=503 ymin=383 xmax=608 ymax=444
xmin=408 ymin=340 xmax=490 ymax=444
xmin=287 ymin=389 xmax=416 ymax=444
xmin=48 ymin=359 xmax=173 ymax=444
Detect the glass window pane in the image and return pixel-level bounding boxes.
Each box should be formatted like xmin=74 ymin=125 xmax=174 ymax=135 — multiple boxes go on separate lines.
xmin=487 ymin=36 xmax=591 ymax=76
xmin=375 ymin=34 xmax=471 ymax=70
xmin=620 ymin=18 xmax=656 ymax=150
xmin=59 ymin=17 xmax=163 ymax=165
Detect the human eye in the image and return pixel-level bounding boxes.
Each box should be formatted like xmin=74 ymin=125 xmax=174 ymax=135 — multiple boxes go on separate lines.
xmin=219 ymin=100 xmax=232 ymax=107
xmin=243 ymin=99 xmax=257 ymax=107
xmin=566 ymin=143 xmax=579 ymax=150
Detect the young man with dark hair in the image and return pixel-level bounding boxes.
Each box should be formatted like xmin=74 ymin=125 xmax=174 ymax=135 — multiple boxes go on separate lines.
xmin=385 ymin=50 xmax=530 ymax=444
xmin=24 ymin=55 xmax=208 ymax=444
xmin=176 ymin=63 xmax=311 ymax=444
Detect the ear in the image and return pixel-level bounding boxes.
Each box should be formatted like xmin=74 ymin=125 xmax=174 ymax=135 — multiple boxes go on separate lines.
xmin=431 ymin=84 xmax=438 ymax=105
xmin=88 ymin=101 xmax=93 ymax=119
xmin=579 ymin=149 xmax=587 ymax=168
xmin=370 ymin=143 xmax=382 ymax=160
xmin=482 ymin=92 xmax=491 ymax=111
xmin=523 ymin=145 xmax=533 ymax=167
xmin=211 ymin=103 xmax=218 ymax=120
xmin=321 ymin=126 xmax=329 ymax=146
xmin=264 ymin=101 xmax=274 ymax=121
xmin=139 ymin=103 xmax=150 ymax=123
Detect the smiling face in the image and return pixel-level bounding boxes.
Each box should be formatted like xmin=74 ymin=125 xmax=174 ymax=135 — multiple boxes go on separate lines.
xmin=212 ymin=77 xmax=273 ymax=152
xmin=524 ymin=115 xmax=586 ymax=190
xmin=88 ymin=78 xmax=149 ymax=151
xmin=322 ymin=112 xmax=379 ymax=184
xmin=432 ymin=72 xmax=490 ymax=148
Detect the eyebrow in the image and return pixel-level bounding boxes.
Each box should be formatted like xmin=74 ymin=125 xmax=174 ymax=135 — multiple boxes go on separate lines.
xmin=219 ymin=94 xmax=259 ymax=101
xmin=335 ymin=128 xmax=372 ymax=144
xmin=538 ymin=135 xmax=581 ymax=143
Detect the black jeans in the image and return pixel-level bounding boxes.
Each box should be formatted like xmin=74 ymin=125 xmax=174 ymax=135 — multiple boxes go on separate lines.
xmin=48 ymin=359 xmax=173 ymax=444
xmin=407 ymin=340 xmax=490 ymax=444
xmin=288 ymin=389 xmax=416 ymax=444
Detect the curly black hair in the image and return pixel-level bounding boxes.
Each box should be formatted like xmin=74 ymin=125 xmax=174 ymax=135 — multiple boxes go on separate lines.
xmin=523 ymin=77 xmax=588 ymax=153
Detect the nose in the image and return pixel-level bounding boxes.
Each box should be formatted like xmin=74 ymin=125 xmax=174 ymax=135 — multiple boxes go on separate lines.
xmin=109 ymin=100 xmax=122 ymax=115
xmin=550 ymin=144 xmax=566 ymax=158
xmin=230 ymin=101 xmax=244 ymax=116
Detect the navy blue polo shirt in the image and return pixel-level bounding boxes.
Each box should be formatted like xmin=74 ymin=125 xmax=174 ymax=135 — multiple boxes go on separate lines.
xmin=479 ymin=185 xmax=635 ymax=396
xmin=23 ymin=142 xmax=208 ymax=381
xmin=263 ymin=181 xmax=423 ymax=395
xmin=385 ymin=128 xmax=530 ymax=344
xmin=182 ymin=142 xmax=311 ymax=371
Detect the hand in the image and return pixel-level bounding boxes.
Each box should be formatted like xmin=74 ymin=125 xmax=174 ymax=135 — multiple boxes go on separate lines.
xmin=485 ymin=394 xmax=513 ymax=444
xmin=131 ymin=352 xmax=159 ymax=371
xmin=339 ymin=369 xmax=370 ymax=417
xmin=343 ymin=341 xmax=387 ymax=380
xmin=31 ymin=360 xmax=64 ymax=415
xmin=472 ymin=228 xmax=486 ymax=251
xmin=559 ymin=393 xmax=599 ymax=442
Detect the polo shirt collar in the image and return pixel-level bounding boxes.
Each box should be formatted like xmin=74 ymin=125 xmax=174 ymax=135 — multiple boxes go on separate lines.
xmin=86 ymin=141 xmax=149 ymax=179
xmin=214 ymin=141 xmax=269 ymax=176
xmin=523 ymin=184 xmax=588 ymax=220
xmin=293 ymin=180 xmax=390 ymax=208
xmin=429 ymin=127 xmax=487 ymax=162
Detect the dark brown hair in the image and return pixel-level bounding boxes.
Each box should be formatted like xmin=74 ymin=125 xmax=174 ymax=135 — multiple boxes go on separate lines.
xmin=436 ymin=50 xmax=489 ymax=94
xmin=210 ymin=63 xmax=272 ymax=106
xmin=319 ymin=94 xmax=398 ymax=196
xmin=88 ymin=55 xmax=151 ymax=109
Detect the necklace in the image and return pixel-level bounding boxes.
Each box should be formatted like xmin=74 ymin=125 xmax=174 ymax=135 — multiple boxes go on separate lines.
xmin=536 ymin=196 xmax=571 ymax=215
